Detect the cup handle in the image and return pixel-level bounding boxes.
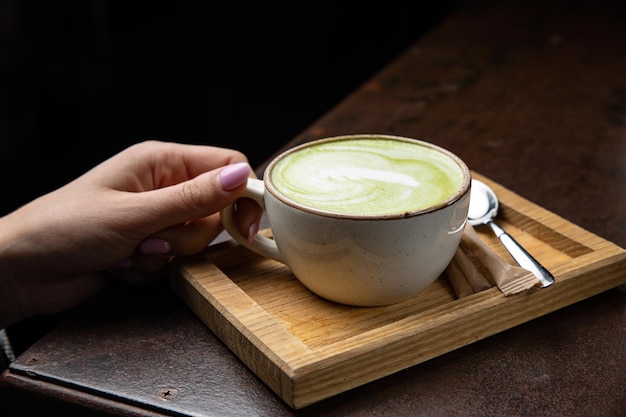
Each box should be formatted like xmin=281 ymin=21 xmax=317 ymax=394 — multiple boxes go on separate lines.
xmin=220 ymin=178 xmax=284 ymax=263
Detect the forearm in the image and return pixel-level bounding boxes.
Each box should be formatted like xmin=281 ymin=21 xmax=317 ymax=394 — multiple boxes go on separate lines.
xmin=0 ymin=199 xmax=117 ymax=328
xmin=0 ymin=214 xmax=31 ymax=328
xmin=0 ymin=269 xmax=26 ymax=329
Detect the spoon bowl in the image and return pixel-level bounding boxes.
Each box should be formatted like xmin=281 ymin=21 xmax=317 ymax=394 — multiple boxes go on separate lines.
xmin=468 ymin=180 xmax=499 ymax=227
xmin=468 ymin=179 xmax=555 ymax=288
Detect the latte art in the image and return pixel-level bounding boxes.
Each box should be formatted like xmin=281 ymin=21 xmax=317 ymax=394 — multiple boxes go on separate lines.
xmin=324 ymin=167 xmax=421 ymax=187
xmin=270 ymin=138 xmax=466 ymax=216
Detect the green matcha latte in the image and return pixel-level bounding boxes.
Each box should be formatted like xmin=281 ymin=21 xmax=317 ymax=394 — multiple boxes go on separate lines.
xmin=269 ymin=137 xmax=467 ymax=217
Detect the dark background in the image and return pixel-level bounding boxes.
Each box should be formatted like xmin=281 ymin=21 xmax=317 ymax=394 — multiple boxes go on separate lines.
xmin=0 ymin=0 xmax=458 ymax=216
xmin=0 ymin=0 xmax=458 ymax=363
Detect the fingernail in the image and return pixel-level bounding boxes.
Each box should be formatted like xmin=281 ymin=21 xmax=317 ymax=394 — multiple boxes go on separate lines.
xmin=220 ymin=162 xmax=251 ymax=191
xmin=248 ymin=219 xmax=260 ymax=243
xmin=139 ymin=238 xmax=171 ymax=255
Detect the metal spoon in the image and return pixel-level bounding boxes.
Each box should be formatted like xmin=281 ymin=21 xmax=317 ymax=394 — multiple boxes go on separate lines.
xmin=468 ymin=179 xmax=555 ymax=288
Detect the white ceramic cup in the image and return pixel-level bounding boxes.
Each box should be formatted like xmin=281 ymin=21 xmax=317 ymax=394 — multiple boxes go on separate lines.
xmin=221 ymin=134 xmax=471 ymax=306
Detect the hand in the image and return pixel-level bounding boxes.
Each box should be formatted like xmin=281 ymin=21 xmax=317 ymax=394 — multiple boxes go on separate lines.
xmin=0 ymin=140 xmax=262 ymax=328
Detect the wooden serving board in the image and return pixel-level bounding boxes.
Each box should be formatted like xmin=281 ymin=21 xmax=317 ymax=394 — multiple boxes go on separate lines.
xmin=169 ymin=172 xmax=626 ymax=409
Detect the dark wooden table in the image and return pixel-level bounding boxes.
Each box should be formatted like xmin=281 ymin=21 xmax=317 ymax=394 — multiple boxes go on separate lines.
xmin=2 ymin=1 xmax=625 ymax=416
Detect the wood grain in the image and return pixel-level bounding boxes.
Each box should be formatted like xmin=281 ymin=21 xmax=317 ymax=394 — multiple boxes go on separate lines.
xmin=170 ymin=172 xmax=626 ymax=409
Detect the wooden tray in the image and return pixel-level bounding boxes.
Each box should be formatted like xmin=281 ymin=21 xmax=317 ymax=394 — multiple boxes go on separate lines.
xmin=169 ymin=172 xmax=626 ymax=409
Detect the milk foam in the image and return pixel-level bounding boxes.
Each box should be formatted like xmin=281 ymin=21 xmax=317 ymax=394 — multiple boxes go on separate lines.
xmin=270 ymin=138 xmax=465 ymax=216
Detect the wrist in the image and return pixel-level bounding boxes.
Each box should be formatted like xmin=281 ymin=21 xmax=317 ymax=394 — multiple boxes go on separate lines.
xmin=0 ymin=214 xmax=33 ymax=328
xmin=0 ymin=262 xmax=27 ymax=329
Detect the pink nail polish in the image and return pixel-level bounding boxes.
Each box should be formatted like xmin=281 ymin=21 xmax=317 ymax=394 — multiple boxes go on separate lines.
xmin=248 ymin=220 xmax=260 ymax=243
xmin=220 ymin=162 xmax=250 ymax=191
xmin=140 ymin=238 xmax=171 ymax=255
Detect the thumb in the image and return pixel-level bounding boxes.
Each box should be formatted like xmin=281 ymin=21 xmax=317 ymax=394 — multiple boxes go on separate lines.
xmin=140 ymin=162 xmax=253 ymax=230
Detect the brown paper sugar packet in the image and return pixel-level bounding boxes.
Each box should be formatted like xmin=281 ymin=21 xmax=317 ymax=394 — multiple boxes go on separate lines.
xmin=445 ymin=245 xmax=493 ymax=298
xmin=461 ymin=224 xmax=540 ymax=296
xmin=445 ymin=248 xmax=475 ymax=298
xmin=457 ymin=243 xmax=494 ymax=292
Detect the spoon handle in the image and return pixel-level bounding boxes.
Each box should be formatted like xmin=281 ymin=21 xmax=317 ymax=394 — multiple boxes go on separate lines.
xmin=487 ymin=220 xmax=555 ymax=288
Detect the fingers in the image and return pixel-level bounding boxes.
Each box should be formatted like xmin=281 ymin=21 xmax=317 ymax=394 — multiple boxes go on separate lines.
xmin=108 ymin=161 xmax=253 ymax=244
xmin=234 ymin=197 xmax=263 ymax=242
xmin=142 ymin=197 xmax=263 ymax=257
xmin=145 ymin=214 xmax=223 ymax=256
xmin=114 ymin=166 xmax=263 ymax=265
xmin=140 ymin=162 xmax=254 ymax=230
xmin=99 ymin=142 xmax=264 ymax=273
xmin=110 ymin=208 xmax=259 ymax=278
xmin=93 ymin=141 xmax=251 ymax=189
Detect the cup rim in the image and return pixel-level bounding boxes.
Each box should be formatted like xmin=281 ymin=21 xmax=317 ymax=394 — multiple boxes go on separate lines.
xmin=263 ymin=134 xmax=471 ymax=220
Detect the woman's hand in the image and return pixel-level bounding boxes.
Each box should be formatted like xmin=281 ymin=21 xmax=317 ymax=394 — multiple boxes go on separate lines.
xmin=0 ymin=140 xmax=262 ymax=328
